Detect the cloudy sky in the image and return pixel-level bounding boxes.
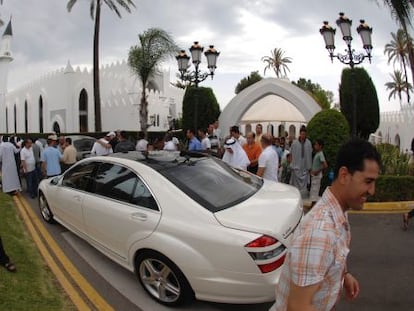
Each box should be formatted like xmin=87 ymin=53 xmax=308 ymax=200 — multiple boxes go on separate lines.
xmin=0 ymin=0 xmax=407 ymax=112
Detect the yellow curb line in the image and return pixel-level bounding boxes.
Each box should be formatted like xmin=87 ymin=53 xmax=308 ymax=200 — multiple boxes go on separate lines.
xmin=13 ymin=195 xmax=91 ymax=311
xmin=15 ymin=194 xmax=114 ymax=311
xmin=362 ymin=201 xmax=414 ymax=211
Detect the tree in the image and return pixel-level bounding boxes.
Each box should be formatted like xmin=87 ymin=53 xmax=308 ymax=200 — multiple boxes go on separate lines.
xmin=374 ymin=0 xmax=414 ymax=86
xmin=339 ymin=67 xmax=380 ymax=140
xmin=182 ymin=86 xmax=220 ymax=132
xmin=307 ymin=109 xmax=350 ymax=194
xmin=385 ymin=70 xmax=413 ymax=106
xmin=292 ymin=78 xmax=333 ymax=109
xmin=384 ymin=29 xmax=411 ymax=102
xmin=128 ymin=28 xmax=178 ymax=139
xmin=234 ymin=71 xmax=263 ymax=94
xmin=67 ymin=0 xmax=135 ymax=132
xmin=261 ymin=48 xmax=292 ymax=78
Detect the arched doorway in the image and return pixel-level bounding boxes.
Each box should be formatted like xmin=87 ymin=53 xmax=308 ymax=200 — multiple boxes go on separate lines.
xmin=394 ymin=134 xmax=401 ymax=150
xmin=219 ymin=78 xmax=321 ymax=136
xmin=53 ymin=121 xmax=61 ymax=135
xmin=24 ymin=100 xmax=28 ymax=133
xmin=13 ymin=104 xmax=17 ymax=133
xmin=39 ymin=96 xmax=44 ymax=133
xmin=289 ymin=125 xmax=296 ymax=139
xmin=278 ymin=124 xmax=285 ymax=137
xmin=5 ymin=106 xmax=8 ymax=133
xmin=79 ymin=89 xmax=88 ymax=133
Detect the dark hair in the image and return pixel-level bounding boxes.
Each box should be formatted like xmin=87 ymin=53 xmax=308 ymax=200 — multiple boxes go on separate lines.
xmin=334 ymin=139 xmax=381 ymax=178
xmin=187 ymin=128 xmax=196 ymax=135
xmin=314 ymin=139 xmax=324 ymax=147
xmin=120 ymin=130 xmax=128 ymax=139
xmin=65 ymin=137 xmax=72 ymax=144
xmin=138 ymin=132 xmax=145 ymax=140
xmin=230 ymin=125 xmax=240 ymax=134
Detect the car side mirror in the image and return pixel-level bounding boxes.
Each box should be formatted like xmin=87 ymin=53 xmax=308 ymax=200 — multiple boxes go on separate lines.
xmin=50 ymin=176 xmax=60 ymax=186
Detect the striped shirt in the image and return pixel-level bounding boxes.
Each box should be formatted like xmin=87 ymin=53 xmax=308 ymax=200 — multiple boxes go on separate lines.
xmin=273 ymin=187 xmax=351 ymax=311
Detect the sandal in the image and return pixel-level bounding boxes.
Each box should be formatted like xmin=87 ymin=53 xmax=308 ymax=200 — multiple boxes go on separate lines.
xmin=403 ymin=214 xmax=409 ymax=231
xmin=3 ymin=262 xmax=16 ymax=272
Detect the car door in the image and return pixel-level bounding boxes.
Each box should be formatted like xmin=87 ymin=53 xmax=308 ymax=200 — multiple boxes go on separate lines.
xmin=52 ymin=161 xmax=97 ymax=234
xmin=82 ymin=162 xmax=161 ymax=262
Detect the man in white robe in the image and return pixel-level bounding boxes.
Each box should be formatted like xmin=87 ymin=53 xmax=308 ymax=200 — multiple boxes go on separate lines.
xmin=0 ymin=137 xmax=21 ymax=194
xmin=222 ymin=138 xmax=250 ymax=171
xmin=290 ymin=127 xmax=312 ymax=198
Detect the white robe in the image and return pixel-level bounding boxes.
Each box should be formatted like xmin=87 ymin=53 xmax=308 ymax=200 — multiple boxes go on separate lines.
xmin=222 ymin=139 xmax=250 ymax=170
xmin=290 ymin=138 xmax=312 ymax=197
xmin=0 ymin=142 xmax=21 ymax=193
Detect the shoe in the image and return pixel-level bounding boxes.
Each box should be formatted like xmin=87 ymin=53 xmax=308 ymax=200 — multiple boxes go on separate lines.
xmin=2 ymin=262 xmax=16 ymax=272
xmin=403 ymin=214 xmax=409 ymax=231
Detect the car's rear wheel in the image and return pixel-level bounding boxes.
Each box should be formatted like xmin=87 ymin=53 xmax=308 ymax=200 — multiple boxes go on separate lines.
xmin=135 ymin=251 xmax=194 ymax=306
xmin=39 ymin=193 xmax=55 ymax=224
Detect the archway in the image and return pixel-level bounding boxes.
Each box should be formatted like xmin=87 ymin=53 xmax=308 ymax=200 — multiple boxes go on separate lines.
xmin=24 ymin=100 xmax=28 ymax=133
xmin=394 ymin=134 xmax=401 ymax=150
xmin=79 ymin=88 xmax=88 ymax=133
xmin=289 ymin=124 xmax=296 ymax=138
xmin=39 ymin=96 xmax=44 ymax=133
xmin=13 ymin=104 xmax=17 ymax=133
xmin=219 ymin=78 xmax=321 ymax=135
xmin=53 ymin=121 xmax=61 ymax=135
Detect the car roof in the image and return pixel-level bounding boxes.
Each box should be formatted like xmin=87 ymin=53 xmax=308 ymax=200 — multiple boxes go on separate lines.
xmin=108 ymin=150 xmax=209 ymax=170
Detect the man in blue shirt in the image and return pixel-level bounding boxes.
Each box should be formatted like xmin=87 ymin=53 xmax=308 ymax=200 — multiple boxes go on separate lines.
xmin=186 ymin=129 xmax=202 ymax=151
xmin=41 ymin=134 xmax=63 ymax=178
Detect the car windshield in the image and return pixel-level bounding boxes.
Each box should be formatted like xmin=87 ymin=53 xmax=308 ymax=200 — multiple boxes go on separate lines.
xmin=159 ymin=157 xmax=263 ymax=212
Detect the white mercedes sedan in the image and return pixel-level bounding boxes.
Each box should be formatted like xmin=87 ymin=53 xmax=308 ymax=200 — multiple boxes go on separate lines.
xmin=38 ymin=151 xmax=303 ymax=306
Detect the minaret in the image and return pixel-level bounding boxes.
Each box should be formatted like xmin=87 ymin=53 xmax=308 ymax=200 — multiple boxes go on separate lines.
xmin=0 ymin=17 xmax=13 ymax=133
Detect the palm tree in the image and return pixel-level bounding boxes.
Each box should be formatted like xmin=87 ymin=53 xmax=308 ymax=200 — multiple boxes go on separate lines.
xmin=384 ymin=29 xmax=411 ymax=102
xmin=261 ymin=48 xmax=292 ymax=78
xmin=128 ymin=28 xmax=178 ymax=139
xmin=67 ymin=0 xmax=135 ymax=132
xmin=385 ymin=70 xmax=413 ymax=107
xmin=374 ymin=0 xmax=414 ymax=87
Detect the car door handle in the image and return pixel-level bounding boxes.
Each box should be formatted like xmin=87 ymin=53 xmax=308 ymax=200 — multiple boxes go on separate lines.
xmin=131 ymin=212 xmax=147 ymax=221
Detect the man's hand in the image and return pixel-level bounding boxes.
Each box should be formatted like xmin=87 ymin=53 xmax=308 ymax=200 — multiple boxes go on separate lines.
xmin=343 ymin=273 xmax=360 ymax=300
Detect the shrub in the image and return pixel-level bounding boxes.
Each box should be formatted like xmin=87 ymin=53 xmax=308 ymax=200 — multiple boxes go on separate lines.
xmin=369 ymin=175 xmax=414 ymax=201
xmin=307 ymin=109 xmax=350 ymax=194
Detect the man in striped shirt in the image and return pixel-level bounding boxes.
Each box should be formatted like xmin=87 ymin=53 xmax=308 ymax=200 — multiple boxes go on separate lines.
xmin=271 ymin=139 xmax=381 ymax=311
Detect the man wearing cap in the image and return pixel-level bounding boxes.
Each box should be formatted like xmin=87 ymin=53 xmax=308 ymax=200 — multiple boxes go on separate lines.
xmin=91 ymin=132 xmax=114 ymax=156
xmin=41 ymin=135 xmax=63 ymax=178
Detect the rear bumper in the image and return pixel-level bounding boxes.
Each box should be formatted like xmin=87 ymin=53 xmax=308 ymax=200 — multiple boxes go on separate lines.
xmin=189 ymin=268 xmax=280 ymax=304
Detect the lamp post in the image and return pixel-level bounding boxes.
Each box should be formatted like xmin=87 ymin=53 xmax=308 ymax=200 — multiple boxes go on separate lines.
xmin=320 ymin=12 xmax=373 ymax=138
xmin=176 ymin=42 xmax=219 ymax=131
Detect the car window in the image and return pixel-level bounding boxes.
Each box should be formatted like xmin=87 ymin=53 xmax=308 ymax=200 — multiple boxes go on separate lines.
xmin=131 ymin=179 xmax=158 ymax=211
xmin=160 ymin=157 xmax=263 ymax=212
xmin=62 ymin=161 xmax=97 ymax=191
xmin=73 ymin=138 xmax=95 ymax=152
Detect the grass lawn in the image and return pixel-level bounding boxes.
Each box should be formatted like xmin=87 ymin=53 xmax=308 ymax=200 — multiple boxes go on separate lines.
xmin=0 ymin=192 xmax=76 ymax=311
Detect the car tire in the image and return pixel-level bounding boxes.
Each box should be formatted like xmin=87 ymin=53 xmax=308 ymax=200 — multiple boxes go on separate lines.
xmin=39 ymin=193 xmax=55 ymax=224
xmin=135 ymin=250 xmax=194 ymax=306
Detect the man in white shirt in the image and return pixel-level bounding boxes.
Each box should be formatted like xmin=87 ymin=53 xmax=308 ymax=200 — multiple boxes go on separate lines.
xmin=91 ymin=133 xmax=113 ymax=156
xmin=257 ymin=133 xmax=279 ymax=182
xmin=136 ymin=132 xmax=149 ymax=152
xmin=230 ymin=125 xmax=247 ymax=146
xmin=198 ymin=128 xmax=211 ymax=152
xmin=20 ymin=139 xmax=38 ymax=198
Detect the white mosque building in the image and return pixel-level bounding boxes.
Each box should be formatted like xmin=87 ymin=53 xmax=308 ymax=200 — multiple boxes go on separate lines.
xmin=0 ymin=20 xmax=184 ymax=136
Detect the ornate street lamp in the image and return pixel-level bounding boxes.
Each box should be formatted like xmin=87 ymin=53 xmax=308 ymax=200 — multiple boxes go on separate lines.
xmin=320 ymin=13 xmax=373 ymax=138
xmin=176 ymin=42 xmax=220 ymax=130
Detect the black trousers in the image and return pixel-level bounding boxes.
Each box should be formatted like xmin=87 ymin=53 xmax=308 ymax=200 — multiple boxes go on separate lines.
xmin=0 ymin=237 xmax=10 ymax=265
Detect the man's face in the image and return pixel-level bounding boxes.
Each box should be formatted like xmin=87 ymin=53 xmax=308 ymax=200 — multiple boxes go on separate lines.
xmin=246 ymin=133 xmax=255 ymax=145
xmin=256 ymin=125 xmax=262 ymax=135
xmin=59 ymin=137 xmax=65 ymax=145
xmin=26 ymin=141 xmax=32 ymax=148
xmin=342 ymin=159 xmax=380 ymax=211
xmin=313 ymin=142 xmax=321 ymax=151
xmin=225 ymin=147 xmax=233 ymax=154
xmin=299 ymin=131 xmax=306 ymax=142
xmin=186 ymin=130 xmax=192 ymax=139
xmin=208 ymin=125 xmax=214 ymax=134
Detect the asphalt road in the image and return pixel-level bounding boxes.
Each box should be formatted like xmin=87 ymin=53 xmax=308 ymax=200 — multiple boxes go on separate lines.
xmin=23 ymin=194 xmax=414 ymax=311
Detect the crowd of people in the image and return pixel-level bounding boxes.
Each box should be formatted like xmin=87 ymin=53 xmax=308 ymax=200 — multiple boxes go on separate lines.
xmin=182 ymin=121 xmax=329 ymax=202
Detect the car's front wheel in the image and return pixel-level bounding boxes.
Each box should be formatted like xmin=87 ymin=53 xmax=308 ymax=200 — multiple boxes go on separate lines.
xmin=39 ymin=193 xmax=55 ymax=224
xmin=135 ymin=251 xmax=194 ymax=306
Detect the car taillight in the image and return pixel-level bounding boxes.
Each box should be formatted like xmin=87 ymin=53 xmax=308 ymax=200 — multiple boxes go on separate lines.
xmin=245 ymin=235 xmax=286 ymax=273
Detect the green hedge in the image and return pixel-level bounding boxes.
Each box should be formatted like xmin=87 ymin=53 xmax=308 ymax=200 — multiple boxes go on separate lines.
xmin=369 ymin=175 xmax=414 ymax=202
